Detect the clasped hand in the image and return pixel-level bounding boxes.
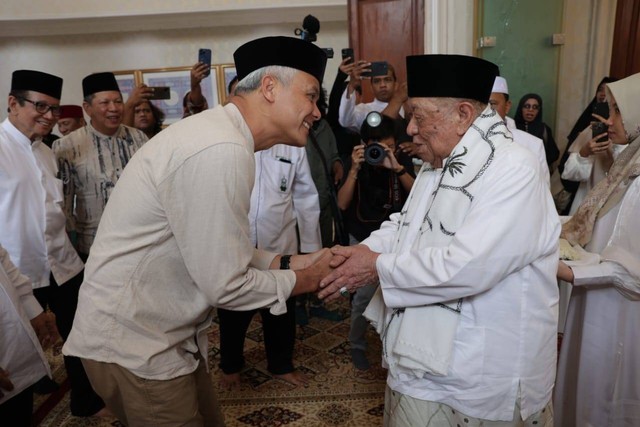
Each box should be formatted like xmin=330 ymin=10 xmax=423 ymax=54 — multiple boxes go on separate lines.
xmin=317 ymin=244 xmax=380 ymax=302
xmin=291 ymin=245 xmax=380 ymax=301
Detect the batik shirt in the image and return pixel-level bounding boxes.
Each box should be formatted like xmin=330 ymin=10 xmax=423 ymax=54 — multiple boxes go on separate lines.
xmin=53 ymin=123 xmax=147 ymax=254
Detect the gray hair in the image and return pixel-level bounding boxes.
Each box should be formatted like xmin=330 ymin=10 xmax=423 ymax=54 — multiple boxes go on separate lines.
xmin=234 ymin=66 xmax=298 ymax=95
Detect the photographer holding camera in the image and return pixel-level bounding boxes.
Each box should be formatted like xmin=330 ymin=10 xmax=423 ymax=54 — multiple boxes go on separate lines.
xmin=337 ymin=112 xmax=414 ymax=370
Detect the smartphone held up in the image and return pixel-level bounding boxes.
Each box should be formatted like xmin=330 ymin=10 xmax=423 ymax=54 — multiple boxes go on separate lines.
xmin=591 ymin=102 xmax=609 ymax=142
xmin=361 ymin=61 xmax=388 ymax=78
xmin=198 ymin=48 xmax=212 ymax=77
xmin=148 ymin=86 xmax=171 ymax=100
xmin=341 ymin=48 xmax=354 ymax=64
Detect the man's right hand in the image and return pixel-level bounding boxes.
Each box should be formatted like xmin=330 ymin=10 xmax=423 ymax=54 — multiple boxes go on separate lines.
xmin=0 ymin=366 xmax=14 ymax=399
xmin=347 ymin=61 xmax=372 ymax=94
xmin=291 ymin=249 xmax=334 ymax=296
xmin=339 ymin=57 xmax=357 ymax=75
xmin=122 ymin=85 xmax=154 ymax=127
xmin=317 ymin=244 xmax=381 ymax=302
xmin=128 ymin=85 xmax=154 ymax=105
xmin=351 ymin=144 xmax=365 ymax=170
xmin=290 ymin=248 xmax=330 ymax=270
xmin=191 ymin=62 xmax=210 ymax=88
xmin=392 ymin=82 xmax=408 ymax=104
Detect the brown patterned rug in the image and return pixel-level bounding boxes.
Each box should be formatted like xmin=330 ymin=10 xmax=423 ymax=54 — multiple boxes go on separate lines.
xmin=35 ymin=298 xmax=387 ymax=426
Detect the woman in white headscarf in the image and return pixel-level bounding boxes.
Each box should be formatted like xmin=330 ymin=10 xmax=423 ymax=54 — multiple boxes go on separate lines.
xmin=555 ymin=73 xmax=640 ymax=427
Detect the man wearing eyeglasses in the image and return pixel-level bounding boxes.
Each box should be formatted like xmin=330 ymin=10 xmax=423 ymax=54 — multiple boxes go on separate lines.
xmin=53 ymin=72 xmax=148 ymax=260
xmin=0 ymin=70 xmax=108 ymax=417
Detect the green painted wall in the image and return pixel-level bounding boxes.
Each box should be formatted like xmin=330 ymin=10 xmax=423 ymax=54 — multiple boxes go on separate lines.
xmin=478 ymin=0 xmax=564 ymax=129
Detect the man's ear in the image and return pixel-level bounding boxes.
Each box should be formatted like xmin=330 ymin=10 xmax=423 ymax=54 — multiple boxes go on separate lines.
xmin=505 ymin=99 xmax=512 ymax=116
xmin=260 ymin=75 xmax=278 ymax=104
xmin=455 ymin=101 xmax=477 ymax=136
xmin=82 ymin=101 xmax=91 ymax=115
xmin=7 ymin=96 xmax=17 ymax=115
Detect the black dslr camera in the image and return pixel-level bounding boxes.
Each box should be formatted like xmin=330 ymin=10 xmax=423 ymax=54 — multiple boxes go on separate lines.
xmin=364 ymin=142 xmax=387 ymax=165
xmin=363 ymin=112 xmax=387 ymax=165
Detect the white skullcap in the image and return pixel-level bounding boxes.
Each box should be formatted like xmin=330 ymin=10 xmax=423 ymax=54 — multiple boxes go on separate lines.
xmin=492 ymin=76 xmax=509 ymax=94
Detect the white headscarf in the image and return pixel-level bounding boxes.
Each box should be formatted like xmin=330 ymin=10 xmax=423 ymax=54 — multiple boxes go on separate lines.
xmin=562 ymin=73 xmax=640 ymax=246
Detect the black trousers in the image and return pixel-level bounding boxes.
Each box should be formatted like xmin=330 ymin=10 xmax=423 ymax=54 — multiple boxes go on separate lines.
xmin=0 ymin=385 xmax=33 ymax=427
xmin=217 ymin=297 xmax=296 ymax=375
xmin=33 ymin=268 xmax=105 ymax=417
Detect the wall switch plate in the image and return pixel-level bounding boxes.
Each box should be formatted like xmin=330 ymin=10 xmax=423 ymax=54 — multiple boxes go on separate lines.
xmin=478 ymin=36 xmax=497 ymax=48
xmin=552 ymin=33 xmax=565 ymax=45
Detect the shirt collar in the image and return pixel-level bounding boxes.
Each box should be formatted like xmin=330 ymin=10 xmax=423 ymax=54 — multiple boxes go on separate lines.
xmin=87 ymin=121 xmax=125 ymax=139
xmin=1 ymin=118 xmax=43 ymax=148
xmin=223 ymin=103 xmax=255 ymax=151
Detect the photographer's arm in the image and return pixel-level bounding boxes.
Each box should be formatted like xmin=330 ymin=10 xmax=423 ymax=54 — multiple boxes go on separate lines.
xmin=122 ymin=85 xmax=153 ymax=127
xmin=382 ymin=146 xmax=415 ymax=191
xmin=337 ymin=146 xmax=362 ymax=210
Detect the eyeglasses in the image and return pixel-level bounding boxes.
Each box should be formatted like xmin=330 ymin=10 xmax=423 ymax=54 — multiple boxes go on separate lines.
xmin=523 ymin=104 xmax=539 ymax=110
xmin=16 ymin=96 xmax=62 ymax=116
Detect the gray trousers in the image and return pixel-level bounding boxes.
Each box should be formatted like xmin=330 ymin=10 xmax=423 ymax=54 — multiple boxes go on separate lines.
xmin=348 ymin=282 xmax=378 ymax=350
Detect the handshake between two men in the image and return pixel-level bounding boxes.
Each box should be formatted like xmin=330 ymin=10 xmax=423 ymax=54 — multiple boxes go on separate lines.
xmin=285 ymin=244 xmax=380 ymax=302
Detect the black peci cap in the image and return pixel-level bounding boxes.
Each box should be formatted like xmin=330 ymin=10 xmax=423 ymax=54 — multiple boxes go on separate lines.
xmin=11 ymin=70 xmax=63 ymax=99
xmin=82 ymin=72 xmax=120 ymax=97
xmin=234 ymin=36 xmax=327 ymax=85
xmin=406 ymin=55 xmax=499 ymax=103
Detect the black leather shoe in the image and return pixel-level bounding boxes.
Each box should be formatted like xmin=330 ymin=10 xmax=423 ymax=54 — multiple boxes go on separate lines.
xmin=33 ymin=376 xmax=60 ymax=395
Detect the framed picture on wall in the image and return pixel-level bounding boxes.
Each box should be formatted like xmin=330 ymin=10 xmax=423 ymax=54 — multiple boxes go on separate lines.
xmin=142 ymin=66 xmax=219 ymax=125
xmin=113 ymin=70 xmax=141 ymax=104
xmin=219 ymin=64 xmax=237 ymax=102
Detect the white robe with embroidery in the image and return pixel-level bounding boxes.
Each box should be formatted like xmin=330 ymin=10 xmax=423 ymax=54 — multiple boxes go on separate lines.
xmin=363 ymin=136 xmax=560 ymax=420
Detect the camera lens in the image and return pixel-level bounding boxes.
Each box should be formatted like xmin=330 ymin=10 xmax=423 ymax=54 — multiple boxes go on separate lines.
xmin=364 ymin=143 xmax=386 ymax=165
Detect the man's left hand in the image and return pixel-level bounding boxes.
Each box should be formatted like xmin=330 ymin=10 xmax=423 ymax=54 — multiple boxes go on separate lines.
xmin=318 ymin=245 xmax=380 ymax=301
xmin=380 ymin=145 xmax=401 ymax=171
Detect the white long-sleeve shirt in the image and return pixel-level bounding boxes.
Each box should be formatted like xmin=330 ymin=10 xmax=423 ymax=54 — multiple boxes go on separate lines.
xmin=505 ymin=116 xmax=550 ymax=185
xmin=0 ymin=119 xmax=83 ymax=289
xmin=63 ymin=104 xmax=297 ymax=380
xmin=0 ymin=245 xmax=50 ymax=405
xmin=363 ymin=142 xmax=560 ymax=421
xmin=250 ymin=145 xmax=321 ymax=254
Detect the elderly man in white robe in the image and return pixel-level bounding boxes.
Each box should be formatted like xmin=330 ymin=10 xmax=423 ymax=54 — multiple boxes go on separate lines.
xmin=319 ymin=55 xmax=560 ymax=426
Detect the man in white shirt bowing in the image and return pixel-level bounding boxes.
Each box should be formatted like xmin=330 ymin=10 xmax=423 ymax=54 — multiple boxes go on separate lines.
xmin=319 ymin=55 xmax=560 ymax=426
xmin=63 ymin=36 xmax=332 ymax=426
